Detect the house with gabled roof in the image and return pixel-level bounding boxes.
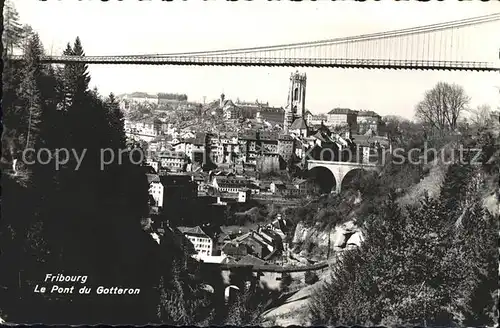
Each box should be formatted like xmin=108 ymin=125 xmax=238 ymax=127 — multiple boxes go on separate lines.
xmin=147 ymin=173 xmax=164 ymax=207
xmin=326 ymin=108 xmax=359 ymax=131
xmin=223 ymin=231 xmax=271 ymax=260
xmin=237 ymin=254 xmax=268 ymax=266
xmin=357 ymin=110 xmax=381 ymax=123
xmin=289 ymin=117 xmax=309 ymax=138
xmin=177 ymin=226 xmax=213 ymax=256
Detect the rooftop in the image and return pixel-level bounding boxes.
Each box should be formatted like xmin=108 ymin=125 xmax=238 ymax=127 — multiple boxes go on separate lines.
xmin=238 ymin=254 xmax=268 ymax=266
xmin=290 ymin=118 xmax=308 ymax=130
xmin=159 ymin=174 xmax=193 ymax=184
xmin=259 ymin=131 xmax=279 ymax=141
xmin=197 ymin=254 xmax=228 ymax=264
xmin=328 ymin=108 xmax=359 ymax=115
xmin=358 ymin=110 xmax=381 ymax=117
xmin=146 ymin=173 xmax=161 ymax=184
xmin=278 ymin=134 xmax=294 ymax=140
xmin=239 ymin=130 xmax=258 ymax=140
xmin=221 ymin=99 xmax=236 ymax=108
xmin=218 ymin=182 xmax=256 ymax=189
xmin=312 ymin=130 xmax=327 ymax=142
xmin=178 ymin=226 xmax=209 ymax=237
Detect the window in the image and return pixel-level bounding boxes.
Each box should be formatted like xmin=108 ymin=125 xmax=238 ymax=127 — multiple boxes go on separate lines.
xmin=293 ymin=88 xmax=299 ymax=101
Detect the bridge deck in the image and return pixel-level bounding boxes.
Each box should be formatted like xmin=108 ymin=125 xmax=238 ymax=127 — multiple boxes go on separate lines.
xmin=307 ymin=160 xmax=381 ymax=167
xmin=8 ymin=55 xmax=500 ymax=71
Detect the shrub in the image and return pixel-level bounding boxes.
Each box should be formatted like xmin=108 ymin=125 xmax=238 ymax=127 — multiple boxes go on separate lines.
xmin=304 ymin=271 xmax=319 ymax=285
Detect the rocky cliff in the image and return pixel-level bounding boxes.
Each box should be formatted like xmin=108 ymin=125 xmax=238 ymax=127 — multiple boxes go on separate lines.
xmin=291 ymin=220 xmax=363 ymax=260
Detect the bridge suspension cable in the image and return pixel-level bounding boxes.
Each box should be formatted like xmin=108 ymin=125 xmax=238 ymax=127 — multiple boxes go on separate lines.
xmin=7 ymin=13 xmax=499 ymax=71
xmin=128 ymin=13 xmax=500 ymax=58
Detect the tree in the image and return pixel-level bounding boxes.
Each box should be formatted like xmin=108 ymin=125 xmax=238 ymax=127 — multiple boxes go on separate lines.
xmin=382 ymin=115 xmax=426 ymax=150
xmin=2 ymin=33 xmax=46 ymax=169
xmin=468 ymin=104 xmax=492 ymax=130
xmin=17 ymin=33 xmax=44 ymax=151
xmin=382 ymin=115 xmax=405 ymax=143
xmin=59 ymin=37 xmax=90 ymax=112
xmin=415 ymin=82 xmax=470 ymax=133
xmin=105 ymin=93 xmax=126 ymax=148
xmin=20 ymin=24 xmax=35 ymax=53
xmin=442 ymin=196 xmax=498 ymax=325
xmin=2 ymin=0 xmax=23 ymax=54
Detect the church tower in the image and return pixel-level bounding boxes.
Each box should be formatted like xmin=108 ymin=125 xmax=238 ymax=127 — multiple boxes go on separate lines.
xmin=284 ymin=71 xmax=307 ymax=133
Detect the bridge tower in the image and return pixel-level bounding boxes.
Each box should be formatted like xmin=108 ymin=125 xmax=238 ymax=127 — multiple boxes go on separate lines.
xmin=284 ymin=71 xmax=307 ymax=133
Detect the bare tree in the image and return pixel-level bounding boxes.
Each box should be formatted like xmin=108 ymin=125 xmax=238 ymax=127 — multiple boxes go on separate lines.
xmin=468 ymin=104 xmax=492 ymax=129
xmin=415 ymin=82 xmax=470 ymax=132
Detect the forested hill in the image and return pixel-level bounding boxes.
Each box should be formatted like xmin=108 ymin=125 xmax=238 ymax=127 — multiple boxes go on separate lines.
xmin=305 ymin=123 xmax=499 ymax=326
xmin=0 ymin=16 xmax=213 ymax=324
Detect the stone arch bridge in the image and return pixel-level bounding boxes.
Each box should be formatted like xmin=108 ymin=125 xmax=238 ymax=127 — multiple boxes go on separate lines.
xmin=307 ymin=160 xmax=382 ymax=193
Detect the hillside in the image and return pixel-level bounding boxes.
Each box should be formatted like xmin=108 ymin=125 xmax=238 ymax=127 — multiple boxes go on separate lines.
xmin=398 ymin=141 xmax=457 ymax=206
xmin=261 ymin=131 xmax=499 ymax=325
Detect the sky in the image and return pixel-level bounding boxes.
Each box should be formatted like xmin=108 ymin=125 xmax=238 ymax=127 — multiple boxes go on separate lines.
xmin=12 ymin=0 xmax=500 ymax=120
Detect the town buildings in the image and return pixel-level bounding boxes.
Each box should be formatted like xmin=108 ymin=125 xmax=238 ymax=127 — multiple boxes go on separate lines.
xmin=326 ymin=108 xmax=359 ymax=130
xmin=305 ymin=111 xmax=328 ymax=126
xmin=268 ymin=179 xmax=312 ymax=197
xmin=119 ymin=92 xmax=188 ymax=110
xmin=173 ymin=136 xmax=205 ymax=164
xmin=277 ymin=134 xmax=295 ymax=163
xmin=220 ymin=224 xmax=284 ymax=261
xmin=256 ymin=106 xmax=285 ymax=125
xmin=136 ymin=70 xmax=391 ymax=244
xmin=125 ymin=118 xmax=161 ymax=142
xmin=147 ymin=173 xmax=164 ymax=207
xmin=289 ymin=117 xmax=309 ymax=138
xmin=157 ymin=150 xmax=188 ymax=172
xmin=120 ymin=92 xmax=159 ymax=110
xmin=357 ymin=110 xmax=382 ymax=123
xmin=220 ymin=94 xmax=239 ymax=120
xmin=178 ymin=226 xmax=214 ymax=256
xmin=356 ymin=110 xmax=384 ymax=134
xmin=209 ymin=176 xmax=260 ymax=202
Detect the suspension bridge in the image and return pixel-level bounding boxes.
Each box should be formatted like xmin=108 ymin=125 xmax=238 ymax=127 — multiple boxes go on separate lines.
xmin=9 ymin=13 xmax=500 ymax=71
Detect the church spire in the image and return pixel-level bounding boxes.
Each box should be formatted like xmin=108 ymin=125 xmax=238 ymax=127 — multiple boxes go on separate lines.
xmin=284 ymin=71 xmax=307 ymax=133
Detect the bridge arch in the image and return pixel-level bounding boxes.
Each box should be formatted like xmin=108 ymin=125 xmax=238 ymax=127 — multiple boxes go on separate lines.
xmin=340 ymin=168 xmax=371 ymax=192
xmin=307 ymin=160 xmax=381 ymax=193
xmin=308 ymin=166 xmax=337 ymax=194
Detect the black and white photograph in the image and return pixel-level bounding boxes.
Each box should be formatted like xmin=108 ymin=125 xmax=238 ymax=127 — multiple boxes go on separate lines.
xmin=1 ymin=0 xmax=499 ymax=326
